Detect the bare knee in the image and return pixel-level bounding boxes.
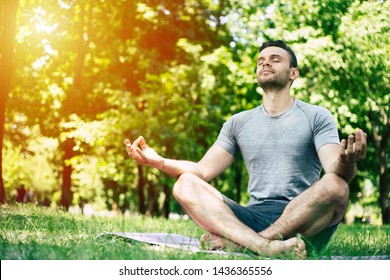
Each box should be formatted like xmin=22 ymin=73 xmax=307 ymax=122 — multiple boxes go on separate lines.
xmin=317 ymin=173 xmax=349 ymax=225
xmin=172 ymin=173 xmax=199 ymax=204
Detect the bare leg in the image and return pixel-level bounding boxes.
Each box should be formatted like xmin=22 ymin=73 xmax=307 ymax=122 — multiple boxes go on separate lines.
xmin=260 ymin=173 xmax=349 ymax=240
xmin=200 ymin=232 xmax=245 ymax=252
xmin=172 ymin=173 xmax=306 ymax=258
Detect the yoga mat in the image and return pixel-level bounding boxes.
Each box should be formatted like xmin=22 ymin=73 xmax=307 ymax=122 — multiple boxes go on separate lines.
xmin=96 ymin=232 xmax=390 ymax=260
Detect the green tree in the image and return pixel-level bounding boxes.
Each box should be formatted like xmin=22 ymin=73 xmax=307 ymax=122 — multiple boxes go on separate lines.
xmin=0 ymin=0 xmax=19 ymax=204
xmin=5 ymin=0 xmax=386 ymax=222
xmin=7 ymin=0 xmax=234 ymax=214
xmin=106 ymin=0 xmax=239 ymax=215
xmin=9 ymin=1 xmax=110 ymax=209
xmin=263 ymin=0 xmax=389 ymax=223
xmin=335 ymin=1 xmax=389 ymax=224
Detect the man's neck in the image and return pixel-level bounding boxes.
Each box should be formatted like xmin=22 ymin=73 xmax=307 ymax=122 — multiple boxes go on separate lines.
xmin=262 ymin=88 xmax=294 ymax=116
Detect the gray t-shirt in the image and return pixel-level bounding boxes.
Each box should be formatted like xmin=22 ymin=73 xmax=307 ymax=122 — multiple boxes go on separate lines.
xmin=214 ymin=99 xmax=340 ymax=205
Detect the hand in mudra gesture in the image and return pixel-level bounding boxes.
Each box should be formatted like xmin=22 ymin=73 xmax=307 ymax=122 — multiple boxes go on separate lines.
xmin=338 ymin=129 xmax=367 ymax=164
xmin=125 ymin=136 xmax=164 ymax=167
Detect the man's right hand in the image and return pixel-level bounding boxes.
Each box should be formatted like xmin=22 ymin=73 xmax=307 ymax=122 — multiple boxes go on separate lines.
xmin=125 ymin=136 xmax=164 ymax=168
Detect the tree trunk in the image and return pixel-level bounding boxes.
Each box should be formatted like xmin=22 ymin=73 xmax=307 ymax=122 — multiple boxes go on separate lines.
xmin=137 ymin=165 xmax=146 ymax=214
xmin=146 ymin=182 xmax=159 ymax=216
xmin=60 ymin=137 xmax=74 ymax=210
xmin=379 ymin=152 xmax=389 ymax=224
xmin=162 ymin=183 xmax=170 ymax=219
xmin=369 ymin=110 xmax=389 ymax=225
xmin=0 ymin=0 xmax=19 ymax=204
xmin=378 ymin=131 xmax=389 ymax=224
xmin=59 ymin=2 xmax=89 ymax=210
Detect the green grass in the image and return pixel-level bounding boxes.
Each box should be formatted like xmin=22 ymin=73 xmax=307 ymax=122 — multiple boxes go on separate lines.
xmin=324 ymin=223 xmax=390 ymax=258
xmin=0 ymin=204 xmax=389 ymax=260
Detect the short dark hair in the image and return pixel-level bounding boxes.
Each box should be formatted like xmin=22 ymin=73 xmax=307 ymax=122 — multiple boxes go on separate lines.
xmin=259 ymin=40 xmax=298 ymax=68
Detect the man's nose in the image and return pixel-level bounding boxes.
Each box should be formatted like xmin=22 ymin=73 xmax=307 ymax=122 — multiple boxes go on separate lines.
xmin=263 ymin=59 xmax=271 ymax=66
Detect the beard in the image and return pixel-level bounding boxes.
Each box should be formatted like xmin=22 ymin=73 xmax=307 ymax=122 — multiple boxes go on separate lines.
xmin=257 ymin=69 xmax=291 ymax=91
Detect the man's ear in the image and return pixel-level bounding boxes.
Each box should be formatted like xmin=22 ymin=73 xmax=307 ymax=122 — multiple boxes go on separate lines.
xmin=290 ymin=67 xmax=299 ymax=81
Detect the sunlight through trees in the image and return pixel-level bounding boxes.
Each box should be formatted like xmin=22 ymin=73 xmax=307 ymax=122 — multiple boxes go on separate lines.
xmin=1 ymin=0 xmax=388 ymax=224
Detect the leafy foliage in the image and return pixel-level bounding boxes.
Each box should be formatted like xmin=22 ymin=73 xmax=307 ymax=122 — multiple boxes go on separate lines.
xmin=1 ymin=0 xmax=388 ymax=223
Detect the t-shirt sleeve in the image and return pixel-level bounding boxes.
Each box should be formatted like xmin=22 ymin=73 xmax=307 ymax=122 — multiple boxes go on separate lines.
xmin=313 ymin=107 xmax=340 ymax=151
xmin=213 ymin=118 xmax=238 ymax=157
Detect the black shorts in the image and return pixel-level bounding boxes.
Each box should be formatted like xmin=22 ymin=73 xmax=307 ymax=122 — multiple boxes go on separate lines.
xmin=223 ymin=195 xmax=338 ymax=253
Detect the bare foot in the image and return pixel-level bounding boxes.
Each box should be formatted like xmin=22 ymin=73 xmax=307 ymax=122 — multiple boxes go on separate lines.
xmin=200 ymin=233 xmax=307 ymax=259
xmin=200 ymin=233 xmax=245 ymax=252
xmin=257 ymin=237 xmax=307 ymax=259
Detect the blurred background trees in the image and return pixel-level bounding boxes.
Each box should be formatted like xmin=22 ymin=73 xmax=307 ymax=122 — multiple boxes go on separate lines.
xmin=1 ymin=0 xmax=388 ymax=224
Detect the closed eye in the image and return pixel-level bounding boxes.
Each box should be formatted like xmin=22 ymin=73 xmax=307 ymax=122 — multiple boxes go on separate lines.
xmin=257 ymin=55 xmax=283 ymax=65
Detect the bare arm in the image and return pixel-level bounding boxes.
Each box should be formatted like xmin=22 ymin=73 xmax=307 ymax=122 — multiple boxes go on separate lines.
xmin=125 ymin=136 xmax=234 ymax=182
xmin=318 ymin=129 xmax=367 ymax=182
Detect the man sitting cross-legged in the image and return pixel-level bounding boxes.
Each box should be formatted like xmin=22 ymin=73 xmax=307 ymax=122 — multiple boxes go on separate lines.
xmin=125 ymin=40 xmax=367 ymax=259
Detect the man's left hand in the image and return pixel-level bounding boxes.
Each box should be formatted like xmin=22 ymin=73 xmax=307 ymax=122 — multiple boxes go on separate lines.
xmin=338 ymin=129 xmax=367 ymax=164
